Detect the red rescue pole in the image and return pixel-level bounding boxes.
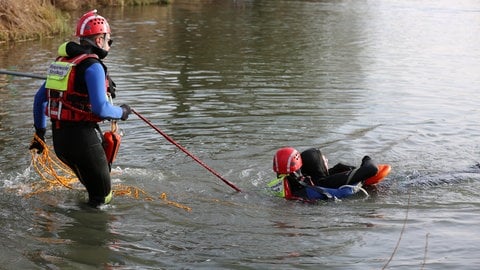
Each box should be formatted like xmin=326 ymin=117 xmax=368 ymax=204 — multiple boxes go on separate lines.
xmin=132 ymin=109 xmax=242 ymax=192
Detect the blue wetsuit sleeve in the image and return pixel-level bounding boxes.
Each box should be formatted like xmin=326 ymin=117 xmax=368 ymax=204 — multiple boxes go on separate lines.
xmin=85 ymin=63 xmax=123 ymax=120
xmin=33 ymin=82 xmax=48 ymax=129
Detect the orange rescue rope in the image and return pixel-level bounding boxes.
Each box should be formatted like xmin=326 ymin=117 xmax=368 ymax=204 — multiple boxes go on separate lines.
xmin=29 ymin=133 xmax=191 ymax=211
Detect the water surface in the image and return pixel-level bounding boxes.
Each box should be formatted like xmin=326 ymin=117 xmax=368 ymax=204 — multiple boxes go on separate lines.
xmin=1 ymin=0 xmax=480 ymax=269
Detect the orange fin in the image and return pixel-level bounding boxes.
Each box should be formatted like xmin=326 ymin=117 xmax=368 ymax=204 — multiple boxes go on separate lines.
xmin=364 ymin=164 xmax=391 ymax=186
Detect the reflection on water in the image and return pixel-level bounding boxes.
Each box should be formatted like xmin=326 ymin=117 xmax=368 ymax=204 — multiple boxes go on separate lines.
xmin=29 ymin=204 xmax=121 ymax=268
xmin=2 ymin=0 xmax=480 ymax=268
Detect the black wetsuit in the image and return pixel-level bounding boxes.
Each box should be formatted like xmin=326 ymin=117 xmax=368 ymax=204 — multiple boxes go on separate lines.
xmin=286 ymin=148 xmax=379 ymax=198
xmin=52 ymin=121 xmax=111 ymax=206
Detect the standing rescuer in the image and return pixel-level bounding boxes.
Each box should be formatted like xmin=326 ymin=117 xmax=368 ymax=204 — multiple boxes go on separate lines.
xmin=29 ymin=9 xmax=132 ymax=207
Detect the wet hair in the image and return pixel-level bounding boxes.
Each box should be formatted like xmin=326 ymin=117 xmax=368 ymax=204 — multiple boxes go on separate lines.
xmin=300 ymin=148 xmax=329 ymax=180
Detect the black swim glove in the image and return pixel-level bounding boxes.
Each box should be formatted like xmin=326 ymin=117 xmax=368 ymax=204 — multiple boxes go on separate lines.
xmin=120 ymin=104 xmax=132 ymax=120
xmin=29 ymin=127 xmax=46 ymax=154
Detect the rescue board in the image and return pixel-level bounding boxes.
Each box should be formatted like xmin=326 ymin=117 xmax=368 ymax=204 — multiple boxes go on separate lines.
xmin=364 ymin=164 xmax=391 ymax=186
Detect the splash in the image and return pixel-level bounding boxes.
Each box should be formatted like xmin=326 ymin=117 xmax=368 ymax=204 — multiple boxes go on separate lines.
xmin=28 ymin=133 xmax=191 ymax=211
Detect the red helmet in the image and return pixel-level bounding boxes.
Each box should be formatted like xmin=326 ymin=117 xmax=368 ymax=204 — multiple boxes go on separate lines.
xmin=273 ymin=147 xmax=303 ymax=174
xmin=76 ymin=9 xmax=111 ymax=37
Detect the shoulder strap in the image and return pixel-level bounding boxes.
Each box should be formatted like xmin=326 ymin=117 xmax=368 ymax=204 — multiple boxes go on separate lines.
xmin=71 ymin=53 xmax=98 ymax=64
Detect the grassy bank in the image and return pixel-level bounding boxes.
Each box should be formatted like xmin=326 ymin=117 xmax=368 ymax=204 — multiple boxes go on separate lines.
xmin=0 ymin=0 xmax=170 ymax=43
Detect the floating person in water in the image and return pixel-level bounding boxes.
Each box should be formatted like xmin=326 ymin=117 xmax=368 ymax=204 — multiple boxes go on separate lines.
xmin=268 ymin=147 xmax=389 ymax=202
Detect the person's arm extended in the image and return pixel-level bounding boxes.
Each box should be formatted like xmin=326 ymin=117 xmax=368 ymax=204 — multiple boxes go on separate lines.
xmin=85 ymin=63 xmax=123 ymax=120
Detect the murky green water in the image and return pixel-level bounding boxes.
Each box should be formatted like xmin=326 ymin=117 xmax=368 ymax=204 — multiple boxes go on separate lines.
xmin=2 ymin=0 xmax=480 ymax=269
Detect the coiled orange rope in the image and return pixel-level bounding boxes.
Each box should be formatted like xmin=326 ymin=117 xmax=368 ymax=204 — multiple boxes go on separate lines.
xmin=29 ymin=134 xmax=191 ymax=211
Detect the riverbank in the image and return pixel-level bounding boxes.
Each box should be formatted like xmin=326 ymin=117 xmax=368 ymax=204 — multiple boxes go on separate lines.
xmin=0 ymin=0 xmax=170 ymax=43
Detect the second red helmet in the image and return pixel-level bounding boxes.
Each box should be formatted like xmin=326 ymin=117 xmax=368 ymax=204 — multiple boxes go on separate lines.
xmin=273 ymin=147 xmax=303 ymax=174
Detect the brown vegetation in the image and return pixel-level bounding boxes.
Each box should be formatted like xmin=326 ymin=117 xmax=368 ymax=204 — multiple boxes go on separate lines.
xmin=0 ymin=0 xmax=66 ymax=42
xmin=0 ymin=0 xmax=170 ymax=43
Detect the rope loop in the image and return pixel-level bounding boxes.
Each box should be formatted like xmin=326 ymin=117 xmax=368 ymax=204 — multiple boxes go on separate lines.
xmin=29 ymin=134 xmax=190 ymax=211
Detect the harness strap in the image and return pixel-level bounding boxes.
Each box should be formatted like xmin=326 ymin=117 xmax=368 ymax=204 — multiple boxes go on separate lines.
xmin=346 ymin=168 xmax=359 ymax=185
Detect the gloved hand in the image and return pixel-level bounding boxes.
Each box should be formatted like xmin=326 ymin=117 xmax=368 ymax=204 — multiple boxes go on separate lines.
xmin=120 ymin=104 xmax=132 ymax=120
xmin=29 ymin=127 xmax=46 ymax=154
